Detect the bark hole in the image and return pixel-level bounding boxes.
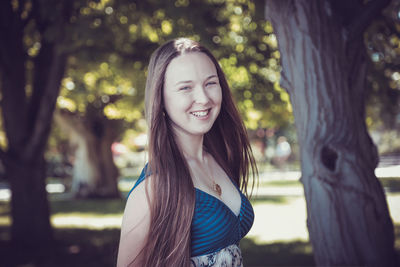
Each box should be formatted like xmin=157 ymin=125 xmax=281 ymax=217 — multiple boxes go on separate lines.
xmin=321 ymin=145 xmax=338 ymax=172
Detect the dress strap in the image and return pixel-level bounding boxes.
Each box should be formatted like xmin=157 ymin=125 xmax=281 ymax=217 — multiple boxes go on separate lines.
xmin=126 ymin=163 xmax=149 ymax=198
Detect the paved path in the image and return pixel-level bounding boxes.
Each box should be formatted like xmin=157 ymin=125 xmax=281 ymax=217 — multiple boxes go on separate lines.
xmin=259 ymin=164 xmax=400 ymax=182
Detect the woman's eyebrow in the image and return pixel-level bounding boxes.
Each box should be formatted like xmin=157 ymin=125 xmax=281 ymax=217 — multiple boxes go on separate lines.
xmin=205 ymin=74 xmax=218 ymax=80
xmin=174 ymin=75 xmax=217 ymax=86
xmin=175 ymin=80 xmax=192 ymax=86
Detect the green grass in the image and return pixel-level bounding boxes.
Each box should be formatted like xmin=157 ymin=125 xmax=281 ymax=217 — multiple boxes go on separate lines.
xmin=0 ymin=176 xmax=399 ymax=266
xmin=0 ymin=194 xmax=315 ymax=266
xmin=250 ymin=196 xmax=290 ymax=205
xmin=241 ymin=239 xmax=315 ymax=266
xmin=380 ymin=178 xmax=400 ymax=192
xmin=0 ymin=201 xmax=10 ymax=216
xmin=2 ymin=225 xmax=398 ymax=267
xmin=50 ymin=199 xmax=125 ymax=216
xmin=259 ymin=180 xmax=302 ymax=187
xmin=0 ymin=226 xmax=120 ymax=267
xmin=0 ymin=226 xmax=316 ymax=267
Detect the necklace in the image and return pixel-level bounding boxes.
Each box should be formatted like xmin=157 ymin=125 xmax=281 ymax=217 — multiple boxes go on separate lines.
xmin=212 ymin=181 xmax=222 ymax=197
xmin=206 ymin=156 xmax=222 ymax=197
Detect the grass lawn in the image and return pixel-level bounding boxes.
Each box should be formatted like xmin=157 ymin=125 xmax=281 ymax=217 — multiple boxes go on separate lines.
xmin=0 ymin=193 xmax=317 ymax=267
xmin=0 ymin=176 xmax=399 ymax=266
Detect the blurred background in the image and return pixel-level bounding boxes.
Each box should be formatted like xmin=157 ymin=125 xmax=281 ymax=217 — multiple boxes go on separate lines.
xmin=0 ymin=0 xmax=399 ymax=266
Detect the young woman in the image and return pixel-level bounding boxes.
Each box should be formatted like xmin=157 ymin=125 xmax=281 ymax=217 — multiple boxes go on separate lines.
xmin=117 ymin=38 xmax=257 ymax=267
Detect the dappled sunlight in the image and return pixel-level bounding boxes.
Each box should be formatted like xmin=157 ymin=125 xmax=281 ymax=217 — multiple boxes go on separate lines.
xmin=0 ymin=216 xmax=10 ymax=226
xmin=0 ymin=189 xmax=11 ymax=201
xmin=248 ymin=197 xmax=309 ymax=244
xmin=0 ymin=184 xmax=66 ymax=201
xmin=388 ymin=195 xmax=400 ymax=225
xmin=248 ymin=192 xmax=400 ymax=246
xmin=375 ymin=165 xmax=400 ymax=178
xmin=51 ymin=214 xmax=122 ymax=230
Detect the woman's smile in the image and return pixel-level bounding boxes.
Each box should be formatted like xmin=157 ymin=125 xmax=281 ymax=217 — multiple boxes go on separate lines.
xmin=190 ymin=108 xmax=211 ymax=119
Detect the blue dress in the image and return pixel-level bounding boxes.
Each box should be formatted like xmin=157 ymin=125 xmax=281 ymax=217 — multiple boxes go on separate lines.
xmin=128 ymin=164 xmax=254 ymax=266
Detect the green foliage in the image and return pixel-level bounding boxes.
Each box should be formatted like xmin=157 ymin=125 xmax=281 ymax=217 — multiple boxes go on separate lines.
xmin=365 ymin=1 xmax=400 ymax=130
xmin=209 ymin=2 xmax=293 ymax=129
xmin=54 ymin=0 xmax=293 ymax=145
xmin=3 ymin=0 xmax=400 ymax=148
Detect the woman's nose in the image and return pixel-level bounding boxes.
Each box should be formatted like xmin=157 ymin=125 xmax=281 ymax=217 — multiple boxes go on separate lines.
xmin=193 ymin=86 xmax=210 ymax=104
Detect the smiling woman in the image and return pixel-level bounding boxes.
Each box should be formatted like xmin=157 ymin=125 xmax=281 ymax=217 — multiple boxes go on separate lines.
xmin=117 ymin=38 xmax=257 ymax=267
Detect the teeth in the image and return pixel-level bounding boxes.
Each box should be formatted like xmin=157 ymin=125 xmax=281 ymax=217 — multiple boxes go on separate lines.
xmin=191 ymin=110 xmax=209 ymax=117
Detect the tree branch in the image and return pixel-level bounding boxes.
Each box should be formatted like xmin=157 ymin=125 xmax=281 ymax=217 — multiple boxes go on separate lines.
xmin=17 ymin=0 xmax=26 ymax=18
xmin=348 ymin=0 xmax=391 ymax=38
xmin=22 ymin=6 xmax=35 ymax=28
xmin=25 ymin=48 xmax=68 ymax=160
xmin=0 ymin=148 xmax=8 ymax=164
xmin=24 ymin=1 xmax=74 ymax=159
xmin=0 ymin=1 xmax=19 ymax=71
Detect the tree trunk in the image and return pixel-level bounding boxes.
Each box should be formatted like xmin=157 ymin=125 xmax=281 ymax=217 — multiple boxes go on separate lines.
xmin=265 ymin=0 xmax=397 ymax=265
xmin=55 ymin=110 xmax=120 ymax=198
xmin=8 ymin=156 xmax=52 ymax=249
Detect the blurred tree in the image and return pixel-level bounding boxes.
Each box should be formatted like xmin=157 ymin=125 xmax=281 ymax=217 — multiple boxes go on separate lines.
xmin=54 ymin=104 xmax=122 ymax=198
xmin=265 ymin=0 xmax=397 ymax=265
xmin=51 ymin=0 xmax=154 ymax=198
xmin=0 ymin=0 xmax=73 ymax=251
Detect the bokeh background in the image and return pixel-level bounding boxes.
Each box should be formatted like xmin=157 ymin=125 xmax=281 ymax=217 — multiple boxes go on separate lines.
xmin=0 ymin=0 xmax=399 ymax=266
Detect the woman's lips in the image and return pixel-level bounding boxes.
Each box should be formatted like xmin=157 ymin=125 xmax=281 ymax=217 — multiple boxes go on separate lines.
xmin=190 ymin=108 xmax=211 ymax=118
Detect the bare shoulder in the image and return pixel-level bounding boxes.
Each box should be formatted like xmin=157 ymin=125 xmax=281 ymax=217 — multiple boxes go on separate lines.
xmin=121 ymin=175 xmax=154 ymax=234
xmin=117 ymin=175 xmax=154 ymax=267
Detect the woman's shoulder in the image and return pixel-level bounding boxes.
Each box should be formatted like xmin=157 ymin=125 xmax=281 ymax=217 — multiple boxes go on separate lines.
xmin=127 ymin=163 xmax=151 ymax=198
xmin=121 ymin=163 xmax=154 ymax=235
xmin=118 ymin=164 xmax=153 ymax=266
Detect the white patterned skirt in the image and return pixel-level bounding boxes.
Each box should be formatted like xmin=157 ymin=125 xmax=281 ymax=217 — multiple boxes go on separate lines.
xmin=190 ymin=244 xmax=243 ymax=267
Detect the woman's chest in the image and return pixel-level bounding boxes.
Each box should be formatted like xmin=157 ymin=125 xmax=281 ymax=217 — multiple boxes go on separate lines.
xmin=190 ymin=189 xmax=254 ymax=257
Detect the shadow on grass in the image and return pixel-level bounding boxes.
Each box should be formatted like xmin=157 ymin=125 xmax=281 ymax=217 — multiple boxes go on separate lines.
xmin=381 ymin=178 xmax=400 ymax=193
xmin=241 ymin=238 xmax=315 ymax=267
xmin=0 ymin=200 xmax=10 ymax=216
xmin=0 ymin=226 xmax=120 ymax=267
xmin=0 ymin=226 xmax=317 ymax=267
xmin=0 ymin=225 xmax=399 ymax=266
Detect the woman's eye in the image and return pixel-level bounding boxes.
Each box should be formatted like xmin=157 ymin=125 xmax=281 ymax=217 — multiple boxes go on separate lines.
xmin=180 ymin=86 xmax=191 ymax=91
xmin=206 ymin=81 xmax=217 ymax=87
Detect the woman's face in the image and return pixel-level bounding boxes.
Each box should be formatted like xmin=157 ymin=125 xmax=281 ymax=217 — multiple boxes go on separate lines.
xmin=163 ymin=52 xmax=222 ymax=138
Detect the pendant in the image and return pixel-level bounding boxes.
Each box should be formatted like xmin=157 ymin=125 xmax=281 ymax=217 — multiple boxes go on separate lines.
xmin=213 ymin=182 xmax=222 ymax=197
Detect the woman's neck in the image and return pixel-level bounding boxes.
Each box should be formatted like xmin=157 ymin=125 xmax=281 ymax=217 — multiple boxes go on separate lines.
xmin=174 ymin=131 xmax=206 ymax=163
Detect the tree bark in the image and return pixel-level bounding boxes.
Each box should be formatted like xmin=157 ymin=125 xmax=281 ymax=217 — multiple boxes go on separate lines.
xmin=265 ymin=0 xmax=397 ymax=265
xmin=8 ymin=156 xmax=52 ymax=249
xmin=54 ymin=110 xmax=120 ymax=198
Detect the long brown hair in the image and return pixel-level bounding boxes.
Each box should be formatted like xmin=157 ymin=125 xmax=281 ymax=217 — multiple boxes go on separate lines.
xmin=136 ymin=38 xmax=257 ymax=266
